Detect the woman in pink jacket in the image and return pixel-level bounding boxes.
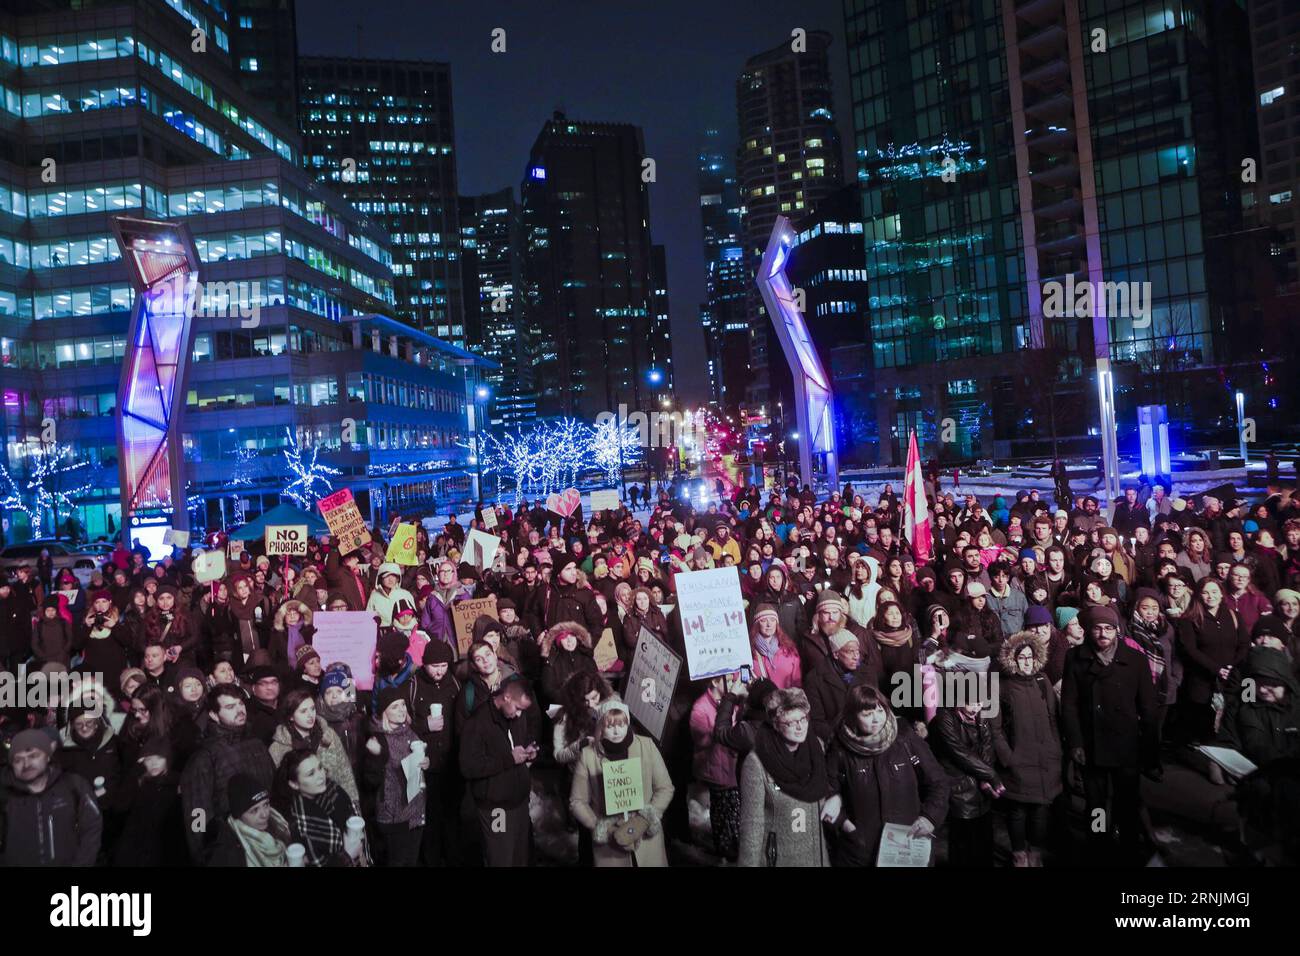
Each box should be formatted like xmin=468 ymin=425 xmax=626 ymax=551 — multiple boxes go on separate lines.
xmin=748 ymin=604 xmax=802 ymax=689
xmin=690 ymin=678 xmax=740 ymax=862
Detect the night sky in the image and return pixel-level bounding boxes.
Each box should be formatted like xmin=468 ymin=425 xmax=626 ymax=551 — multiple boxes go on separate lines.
xmin=299 ymin=0 xmax=853 ymax=403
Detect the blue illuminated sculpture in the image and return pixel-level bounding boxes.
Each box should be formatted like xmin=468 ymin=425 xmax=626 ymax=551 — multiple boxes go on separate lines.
xmin=111 ymin=217 xmax=200 ymax=546
xmin=756 ymin=216 xmax=838 ymax=489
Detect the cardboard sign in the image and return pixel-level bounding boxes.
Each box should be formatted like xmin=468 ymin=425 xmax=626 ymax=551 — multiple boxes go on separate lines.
xmin=546 ymin=487 xmax=581 ymax=518
xmin=589 ymin=489 xmax=620 ymax=512
xmin=265 ymin=524 xmax=308 ymax=557
xmin=192 ymin=549 xmax=226 ymax=584
xmin=674 ymin=567 xmax=752 ymax=680
xmin=228 ymin=539 xmax=244 ymax=563
xmin=626 ymin=627 xmax=680 ymax=742
xmin=464 ymin=528 xmax=500 ymax=570
xmin=451 ymin=594 xmax=498 ymax=656
xmin=318 ymin=488 xmax=372 ymax=553
xmin=602 ymin=757 xmax=644 ymax=814
xmin=593 ymin=627 xmax=619 ymax=671
xmin=311 ymin=611 xmax=379 ymax=691
xmin=163 ymin=529 xmax=190 ymax=548
xmin=385 ymin=522 xmax=419 ymax=566
xmin=480 ymin=507 xmax=498 ymax=530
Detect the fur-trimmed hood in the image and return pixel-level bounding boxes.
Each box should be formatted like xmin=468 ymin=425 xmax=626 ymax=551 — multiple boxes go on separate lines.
xmin=274 ymin=599 xmax=314 ymax=631
xmin=998 ymin=629 xmax=1050 ymax=676
xmin=540 ymin=620 xmax=594 ymax=656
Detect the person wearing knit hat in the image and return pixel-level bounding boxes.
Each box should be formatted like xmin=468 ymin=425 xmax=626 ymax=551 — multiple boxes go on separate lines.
xmin=203 ymin=772 xmax=290 ymax=867
xmin=294 ymin=643 xmax=322 ymax=675
xmin=367 ymin=562 xmax=415 ymax=628
xmin=2 ymin=726 xmax=102 ymax=866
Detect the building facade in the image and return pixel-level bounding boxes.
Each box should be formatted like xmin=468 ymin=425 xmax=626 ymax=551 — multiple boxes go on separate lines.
xmin=697 ymin=126 xmax=749 ymax=417
xmin=298 ymin=56 xmax=464 ymax=341
xmin=0 ymin=1 xmax=487 ymax=545
xmin=520 ymin=111 xmax=661 ymax=422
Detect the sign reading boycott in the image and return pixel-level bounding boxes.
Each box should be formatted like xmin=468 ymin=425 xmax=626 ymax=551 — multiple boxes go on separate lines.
xmin=385 ymin=522 xmax=419 ymax=566
xmin=602 ymin=758 xmax=644 ymax=814
xmin=589 ymin=489 xmax=620 ymax=512
xmin=265 ymin=525 xmax=308 ymax=557
xmin=674 ymin=566 xmax=752 ymax=680
xmin=627 ymin=628 xmax=680 ymax=742
xmin=452 ymin=595 xmax=498 ymax=656
xmin=311 ymin=611 xmax=379 ymax=691
xmin=318 ymin=488 xmax=372 ymax=553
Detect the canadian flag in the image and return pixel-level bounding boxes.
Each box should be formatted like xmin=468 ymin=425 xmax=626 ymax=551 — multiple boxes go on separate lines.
xmin=903 ymin=429 xmax=932 ymax=563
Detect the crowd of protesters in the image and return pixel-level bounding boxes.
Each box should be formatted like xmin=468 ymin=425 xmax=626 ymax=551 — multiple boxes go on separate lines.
xmin=2 ymin=470 xmax=1299 ymax=867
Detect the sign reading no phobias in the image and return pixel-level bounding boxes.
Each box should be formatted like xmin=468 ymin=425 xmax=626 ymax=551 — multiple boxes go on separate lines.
xmin=265 ymin=524 xmax=308 ymax=557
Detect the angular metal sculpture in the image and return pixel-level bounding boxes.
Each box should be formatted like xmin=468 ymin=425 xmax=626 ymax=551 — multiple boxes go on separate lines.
xmin=111 ymin=217 xmax=200 ymax=543
xmin=755 ymin=215 xmax=838 ymax=490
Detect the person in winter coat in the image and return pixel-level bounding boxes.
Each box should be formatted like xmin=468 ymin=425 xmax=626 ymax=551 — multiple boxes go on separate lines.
xmin=275 ymin=750 xmax=369 ymax=867
xmin=180 ymin=683 xmax=277 ymax=863
xmin=267 ymin=688 xmax=360 ymax=805
xmin=802 ymin=589 xmax=877 ymax=676
xmin=459 ymin=675 xmax=537 ymax=866
xmin=226 ymin=572 xmax=271 ymax=666
xmin=1175 ymin=577 xmax=1250 ymax=743
xmin=32 ymin=596 xmax=75 ymax=667
xmin=1061 ymin=605 xmax=1161 ymax=864
xmin=690 ymin=677 xmax=741 ymax=861
xmin=748 ymin=604 xmax=802 ymax=689
xmin=144 ymin=585 xmax=198 ymax=666
xmin=317 ymin=664 xmax=364 ymax=777
xmin=269 ymin=599 xmax=316 ymax=674
xmin=755 ymin=563 xmax=804 ymax=642
xmin=867 ymin=600 xmax=919 ymax=698
xmin=367 ymin=564 xmax=415 ymax=629
xmin=1217 ymin=645 xmax=1300 ymax=767
xmin=362 ymin=686 xmax=427 ymax=866
xmin=570 ymin=696 xmax=675 ymax=867
xmin=109 ymin=735 xmax=186 ymax=866
xmin=845 ymin=555 xmax=882 ymax=629
xmin=324 ymin=546 xmax=370 ymax=612
xmin=204 ymin=773 xmax=292 ymax=867
xmin=1125 ymin=589 xmax=1182 ymax=733
xmin=822 ymin=685 xmax=947 ymax=867
xmin=544 ymin=555 xmax=604 ymax=633
xmin=737 ymin=687 xmax=833 ymax=867
xmin=930 ymin=699 xmax=1005 ymax=867
xmin=993 ymin=630 xmax=1062 ymax=867
xmin=620 ymin=586 xmax=669 ymax=666
xmin=76 ymin=590 xmax=132 ymax=680
xmin=58 ymin=701 xmax=125 ymax=834
xmin=0 ymin=728 xmax=102 ymax=866
xmin=985 ymin=562 xmax=1028 ymax=638
xmin=540 ymin=620 xmax=600 ymax=707
xmin=804 ymin=629 xmax=881 ymax=744
xmin=948 ymin=583 xmax=1004 ymax=660
xmin=405 ymin=640 xmax=462 ymax=866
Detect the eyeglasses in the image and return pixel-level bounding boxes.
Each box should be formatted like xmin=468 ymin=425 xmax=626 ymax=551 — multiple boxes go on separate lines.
xmin=778 ymin=715 xmax=809 ymax=729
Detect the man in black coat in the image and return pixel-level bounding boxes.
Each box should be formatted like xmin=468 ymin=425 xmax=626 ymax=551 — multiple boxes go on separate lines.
xmin=458 ymin=676 xmax=536 ymax=866
xmin=543 ymin=556 xmax=602 ymax=632
xmin=1061 ymin=605 xmax=1160 ymax=863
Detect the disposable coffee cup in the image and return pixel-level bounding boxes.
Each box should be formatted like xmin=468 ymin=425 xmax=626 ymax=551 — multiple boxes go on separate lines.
xmin=286 ymin=843 xmax=306 ymax=866
xmin=410 ymin=740 xmax=427 ymax=758
xmin=346 ymin=816 xmax=365 ymax=837
xmin=430 ymin=703 xmax=443 ymax=718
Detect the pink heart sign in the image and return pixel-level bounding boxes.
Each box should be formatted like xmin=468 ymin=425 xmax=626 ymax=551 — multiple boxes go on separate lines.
xmin=547 ymin=488 xmax=581 ymax=517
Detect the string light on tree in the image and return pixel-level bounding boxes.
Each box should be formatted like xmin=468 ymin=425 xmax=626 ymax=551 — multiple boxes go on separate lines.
xmin=281 ymin=428 xmax=340 ymax=509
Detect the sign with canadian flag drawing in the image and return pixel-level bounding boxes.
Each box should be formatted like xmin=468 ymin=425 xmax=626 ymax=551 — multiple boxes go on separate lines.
xmin=674 ymin=566 xmax=752 ymax=680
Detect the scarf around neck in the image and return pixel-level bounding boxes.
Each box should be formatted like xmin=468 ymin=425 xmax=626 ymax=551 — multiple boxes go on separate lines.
xmin=754 ymin=722 xmax=829 ymax=803
xmin=229 ymin=812 xmax=289 ymax=867
xmin=873 ymin=624 xmax=913 ymax=648
xmin=835 ymin=708 xmax=898 ymax=756
xmin=754 ymin=633 xmax=779 ymax=660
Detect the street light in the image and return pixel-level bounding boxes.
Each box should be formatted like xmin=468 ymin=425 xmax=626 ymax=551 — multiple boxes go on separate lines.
xmin=1236 ymin=391 xmax=1248 ymax=466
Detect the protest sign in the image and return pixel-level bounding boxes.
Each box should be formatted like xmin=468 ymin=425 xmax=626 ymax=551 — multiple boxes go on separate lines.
xmin=674 ymin=567 xmax=752 ymax=679
xmin=602 ymin=758 xmax=644 ymax=814
xmin=593 ymin=628 xmax=619 ymax=671
xmin=626 ymin=628 xmax=680 ymax=741
xmin=877 ymin=823 xmax=932 ymax=867
xmin=265 ymin=525 xmax=308 ymax=557
xmin=318 ymin=488 xmax=372 ymax=553
xmin=163 ymin=529 xmax=190 ymax=548
xmin=589 ymin=489 xmax=620 ymax=512
xmin=546 ymin=487 xmax=581 ymax=517
xmin=480 ymin=507 xmax=498 ymax=530
xmin=192 ymin=550 xmax=226 ymax=584
xmin=385 ymin=522 xmax=419 ymax=565
xmin=464 ymin=528 xmax=500 ymax=571
xmin=228 ymin=539 xmax=244 ymax=563
xmin=311 ymin=611 xmax=379 ymax=691
xmin=452 ymin=595 xmax=498 ymax=656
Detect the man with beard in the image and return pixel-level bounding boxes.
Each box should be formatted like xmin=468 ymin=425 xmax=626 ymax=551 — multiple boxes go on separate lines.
xmin=801 ymin=589 xmax=876 ymax=676
xmin=0 ymin=728 xmax=101 ymax=866
xmin=1061 ymin=605 xmax=1160 ymax=864
xmin=180 ymin=683 xmax=275 ymax=862
xmin=543 ymin=555 xmax=602 ymax=632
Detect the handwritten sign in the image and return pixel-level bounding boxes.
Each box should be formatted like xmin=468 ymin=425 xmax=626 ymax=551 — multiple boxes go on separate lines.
xmin=311 ymin=611 xmax=379 ymax=691
xmin=673 ymin=567 xmax=752 ymax=680
xmin=480 ymin=507 xmax=498 ymax=530
xmin=265 ymin=524 xmax=308 ymax=557
xmin=385 ymin=522 xmax=419 ymax=566
xmin=877 ymin=823 xmax=932 ymax=867
xmin=452 ymin=594 xmax=498 ymax=656
xmin=593 ymin=627 xmax=619 ymax=671
xmin=626 ymin=628 xmax=680 ymax=742
xmin=602 ymin=757 xmax=644 ymax=814
xmin=318 ymin=488 xmax=372 ymax=553
xmin=589 ymin=489 xmax=620 ymax=512
xmin=192 ymin=549 xmax=226 ymax=584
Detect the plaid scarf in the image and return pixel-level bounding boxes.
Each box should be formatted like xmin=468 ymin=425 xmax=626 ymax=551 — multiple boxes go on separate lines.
xmin=287 ymin=782 xmax=357 ymax=866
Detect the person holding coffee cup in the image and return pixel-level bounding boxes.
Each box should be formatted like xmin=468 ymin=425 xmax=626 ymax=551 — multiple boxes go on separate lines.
xmin=275 ymin=750 xmax=370 ymax=866
xmin=361 ymin=686 xmax=427 ymax=866
xmin=406 ymin=639 xmax=462 ymax=865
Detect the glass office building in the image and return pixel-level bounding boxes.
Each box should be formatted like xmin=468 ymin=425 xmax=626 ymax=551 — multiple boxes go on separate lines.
xmin=0 ymin=0 xmax=489 ymax=544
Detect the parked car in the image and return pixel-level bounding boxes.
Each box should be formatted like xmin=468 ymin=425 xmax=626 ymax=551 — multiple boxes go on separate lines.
xmin=0 ymin=540 xmax=101 ymax=587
